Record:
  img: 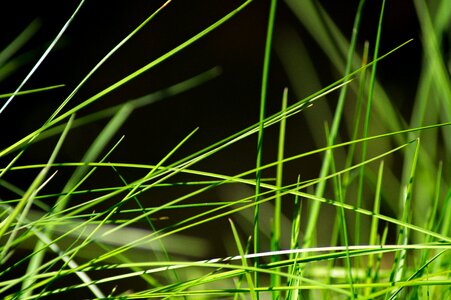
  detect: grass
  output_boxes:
[1,0,450,299]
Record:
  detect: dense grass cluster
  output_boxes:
[1,0,450,299]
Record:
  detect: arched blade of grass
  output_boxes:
[3,121,449,235]
[3,242,446,286]
[2,126,448,274]
[0,0,253,158]
[0,0,85,116]
[24,260,353,299]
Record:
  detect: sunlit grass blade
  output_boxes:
[0,84,65,99]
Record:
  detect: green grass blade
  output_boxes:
[356,0,386,247]
[365,161,384,294]
[271,87,288,295]
[254,1,277,292]
[229,219,257,300]
[0,85,65,99]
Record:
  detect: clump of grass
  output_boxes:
[1,0,450,299]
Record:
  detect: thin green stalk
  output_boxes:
[0,85,64,99]
[254,0,277,293]
[365,161,384,296]
[271,87,288,297]
[230,219,257,300]
[286,177,302,300]
[337,176,355,299]
[387,139,421,299]
[342,40,369,198]
[356,0,386,247]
